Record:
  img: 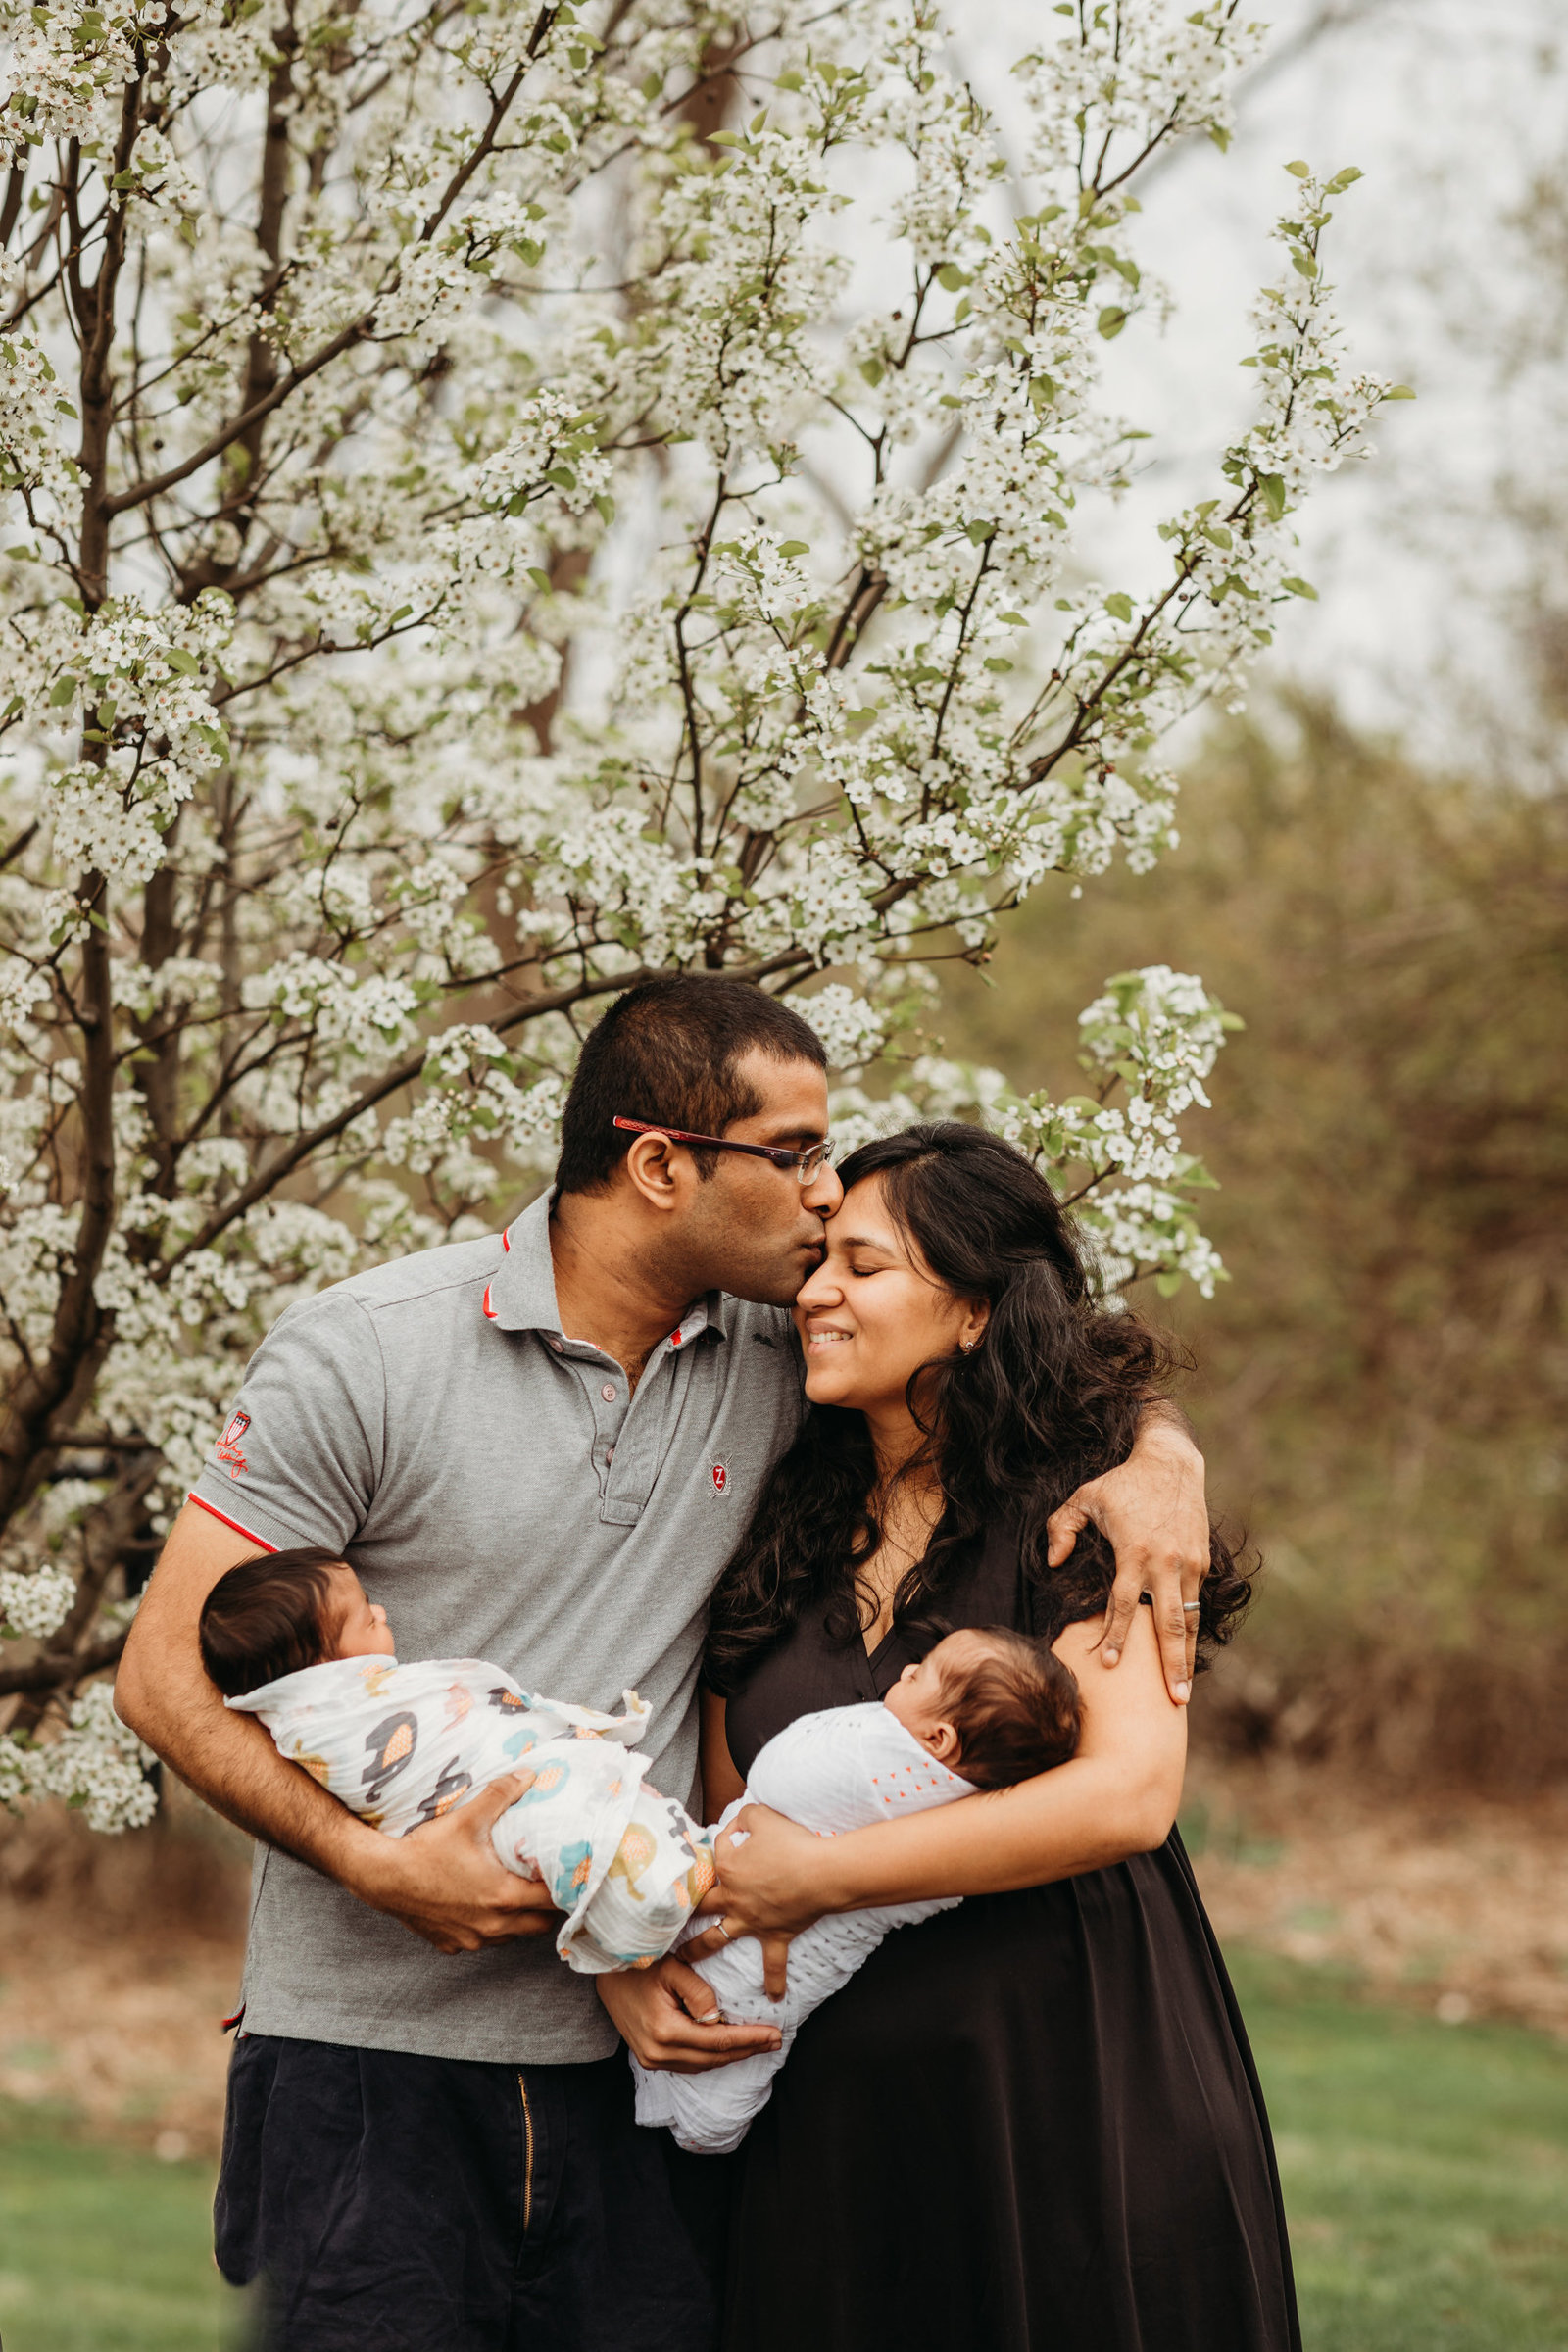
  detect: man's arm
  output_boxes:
[1046,1398,1208,1703]
[116,1500,558,1954]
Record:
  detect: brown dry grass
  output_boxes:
[2,1761,1565,2161]
[0,1785,248,2158]
[1183,1755,1568,2036]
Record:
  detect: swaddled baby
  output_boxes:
[633,1624,1081,2155]
[199,1548,714,1974]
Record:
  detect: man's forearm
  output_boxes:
[139,1690,386,1885]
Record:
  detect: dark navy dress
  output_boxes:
[717,1524,1300,2352]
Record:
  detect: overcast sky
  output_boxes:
[958,0,1567,762]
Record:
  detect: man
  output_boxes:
[117,974,1208,2351]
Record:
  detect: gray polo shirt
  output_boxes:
[190,1194,804,2064]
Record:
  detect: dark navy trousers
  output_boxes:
[216,2035,731,2351]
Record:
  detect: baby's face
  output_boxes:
[882,1631,983,1765]
[325,1565,396,1662]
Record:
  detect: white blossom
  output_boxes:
[0,0,1401,1830]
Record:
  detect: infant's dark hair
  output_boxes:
[937,1626,1081,1788]
[198,1546,348,1698]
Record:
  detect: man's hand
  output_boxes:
[682,1805,826,1999]
[349,1773,564,1953]
[598,1955,783,2073]
[1047,1411,1208,1705]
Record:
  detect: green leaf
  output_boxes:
[49,677,76,706]
[858,358,885,387]
[1097,306,1128,341]
[1385,383,1417,400]
[1325,166,1364,195]
[935,263,968,292]
[165,646,200,675]
[1259,474,1288,521]
[1103,592,1134,622]
[777,540,809,558]
[1155,1270,1184,1298]
[1285,160,1311,179]
[1281,576,1317,599]
[983,657,1013,673]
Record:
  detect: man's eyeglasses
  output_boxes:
[612,1116,832,1184]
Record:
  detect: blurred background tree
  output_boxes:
[941,699,1568,1788]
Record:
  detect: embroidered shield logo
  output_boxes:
[709,1460,730,1496]
[216,1409,250,1478]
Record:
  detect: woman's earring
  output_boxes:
[961,1336,979,1354]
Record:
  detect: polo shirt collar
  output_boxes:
[481,1193,731,1348]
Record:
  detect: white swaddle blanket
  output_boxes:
[632,1701,976,2154]
[228,1655,714,1973]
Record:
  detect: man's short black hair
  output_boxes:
[554,974,826,1198]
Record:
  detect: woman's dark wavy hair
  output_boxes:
[706,1122,1252,1693]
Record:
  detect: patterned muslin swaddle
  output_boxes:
[227,1655,714,1972]
[632,1701,975,2154]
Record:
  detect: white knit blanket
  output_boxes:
[228,1655,713,1974]
[632,1702,975,2154]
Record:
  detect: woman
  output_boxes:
[695,1123,1298,2352]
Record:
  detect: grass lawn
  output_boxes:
[0,1955,1565,2351]
[0,2110,248,2352]
[1229,1946,1568,2351]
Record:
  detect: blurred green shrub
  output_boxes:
[940,699,1568,1787]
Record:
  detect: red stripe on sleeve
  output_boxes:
[188,1493,278,1551]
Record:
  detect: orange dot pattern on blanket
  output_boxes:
[685,1850,716,1908]
[382,1721,415,1768]
[609,1822,657,1900]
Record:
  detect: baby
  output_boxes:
[633,1623,1080,2154]
[201,1551,1079,2138]
[200,1547,716,1974]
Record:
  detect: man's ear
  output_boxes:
[620,1132,687,1214]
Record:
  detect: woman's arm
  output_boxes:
[699,1688,746,1819]
[697,1605,1185,1994]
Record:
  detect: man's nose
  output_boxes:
[802,1158,844,1217]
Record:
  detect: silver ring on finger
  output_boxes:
[715,1917,733,1942]
[1182,1600,1201,1613]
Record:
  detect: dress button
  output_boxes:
[601,1383,617,1402]
[607,1446,614,1463]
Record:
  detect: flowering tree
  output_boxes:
[0,0,1399,1829]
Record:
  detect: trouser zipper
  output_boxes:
[517,2073,535,2234]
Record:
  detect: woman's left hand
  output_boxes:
[685,1804,829,1998]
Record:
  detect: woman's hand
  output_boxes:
[598,1955,783,2073]
[683,1804,830,1999]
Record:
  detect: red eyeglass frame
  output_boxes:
[612,1115,831,1181]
